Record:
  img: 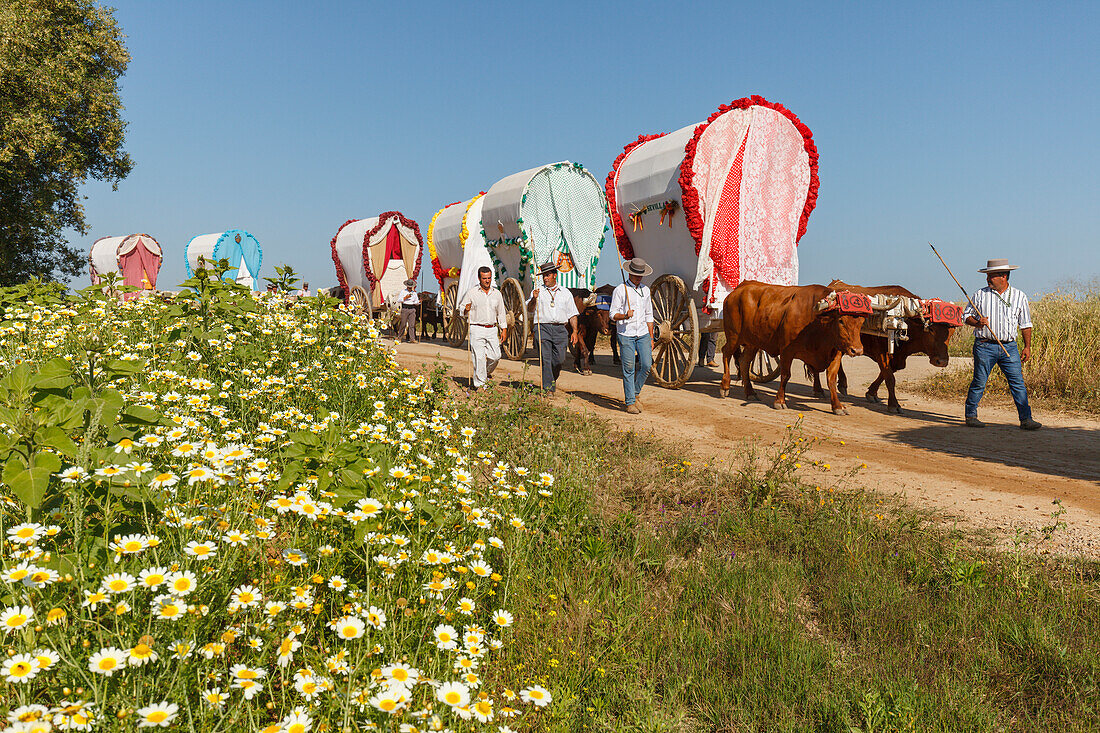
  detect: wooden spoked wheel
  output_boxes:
[499,278,528,360]
[748,351,780,383]
[347,286,368,314]
[650,274,699,389]
[442,281,467,346]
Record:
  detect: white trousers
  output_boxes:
[469,325,501,388]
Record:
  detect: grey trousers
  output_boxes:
[398,307,417,341]
[536,323,568,391]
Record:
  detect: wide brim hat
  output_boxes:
[622,258,653,277]
[404,279,417,287]
[537,261,560,276]
[978,258,1019,273]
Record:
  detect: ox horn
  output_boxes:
[582,293,597,307]
[814,292,836,313]
[871,296,901,312]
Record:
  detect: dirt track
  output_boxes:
[391,337,1100,557]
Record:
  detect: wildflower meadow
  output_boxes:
[0,271,552,731]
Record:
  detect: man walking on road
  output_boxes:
[610,258,655,414]
[963,258,1041,430]
[528,261,579,396]
[396,279,420,343]
[459,266,508,390]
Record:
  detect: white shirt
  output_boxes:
[398,289,420,306]
[458,286,507,329]
[963,285,1031,342]
[298,288,311,297]
[530,285,579,324]
[610,282,653,337]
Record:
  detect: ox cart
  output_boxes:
[459,161,609,359]
[427,195,491,347]
[330,211,424,322]
[607,96,821,388]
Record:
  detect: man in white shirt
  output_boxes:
[962,259,1040,430]
[459,266,508,390]
[528,261,579,395]
[298,282,312,298]
[396,279,420,343]
[609,258,655,414]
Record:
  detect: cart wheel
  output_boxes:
[651,274,699,389]
[443,282,467,346]
[348,286,368,314]
[499,277,528,360]
[748,351,781,383]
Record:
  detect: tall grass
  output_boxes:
[929,284,1100,414]
[456,382,1100,731]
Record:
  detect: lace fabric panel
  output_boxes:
[738,107,809,287]
[692,109,752,293]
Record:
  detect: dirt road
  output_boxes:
[391,337,1100,556]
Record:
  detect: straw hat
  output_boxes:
[622,258,653,277]
[977,258,1019,273]
[404,279,416,287]
[538,261,560,276]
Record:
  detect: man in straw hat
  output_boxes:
[396,279,420,343]
[609,258,655,414]
[528,261,579,396]
[963,258,1041,429]
[459,266,508,391]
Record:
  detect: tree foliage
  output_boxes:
[0,0,132,286]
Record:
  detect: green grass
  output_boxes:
[454,376,1100,731]
[925,284,1100,415]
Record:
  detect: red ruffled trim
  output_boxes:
[430,201,463,290]
[363,210,425,294]
[329,219,361,303]
[605,133,667,260]
[680,95,819,255]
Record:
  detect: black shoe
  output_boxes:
[965,417,986,428]
[1020,418,1042,430]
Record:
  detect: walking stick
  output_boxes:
[929,243,1011,359]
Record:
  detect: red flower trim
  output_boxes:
[680,95,820,256]
[429,201,463,290]
[363,210,425,293]
[605,133,667,260]
[329,219,362,303]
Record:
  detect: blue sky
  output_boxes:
[78,0,1099,297]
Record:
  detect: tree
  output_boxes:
[0,0,132,286]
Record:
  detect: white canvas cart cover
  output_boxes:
[456,194,494,301]
[330,211,423,308]
[185,230,263,290]
[608,96,819,317]
[427,198,471,292]
[480,161,608,290]
[89,234,163,290]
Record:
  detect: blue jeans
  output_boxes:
[617,333,653,406]
[966,340,1031,421]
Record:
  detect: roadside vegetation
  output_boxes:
[456,380,1100,732]
[1,271,1098,731]
[923,283,1100,415]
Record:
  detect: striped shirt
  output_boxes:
[963,285,1032,342]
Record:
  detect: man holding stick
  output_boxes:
[610,258,655,414]
[962,259,1041,430]
[528,261,579,396]
[396,279,420,343]
[459,266,508,391]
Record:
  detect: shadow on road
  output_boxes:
[885,423,1100,485]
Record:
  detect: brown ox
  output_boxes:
[808,280,958,414]
[719,282,869,415]
[567,289,612,375]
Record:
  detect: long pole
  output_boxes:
[929,243,1010,359]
